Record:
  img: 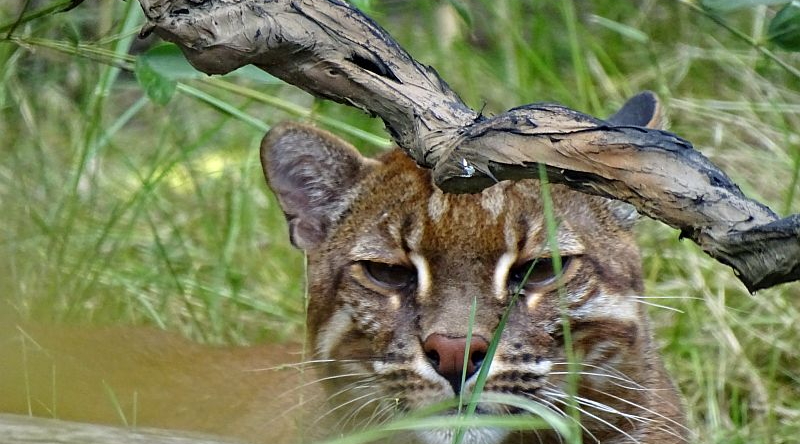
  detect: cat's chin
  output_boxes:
[414,428,509,444]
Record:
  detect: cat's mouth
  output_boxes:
[406,393,530,418]
[431,405,497,416]
[413,426,510,444]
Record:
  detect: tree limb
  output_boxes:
[135,0,800,292]
[138,0,476,163]
[0,414,243,444]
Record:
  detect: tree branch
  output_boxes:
[431,103,798,292]
[0,414,242,444]
[136,0,800,292]
[138,0,476,163]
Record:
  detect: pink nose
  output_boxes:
[422,333,489,394]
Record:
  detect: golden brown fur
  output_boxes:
[262,123,687,443]
[0,104,687,443]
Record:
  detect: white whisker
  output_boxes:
[335,391,387,431]
[543,392,642,444]
[548,371,655,392]
[314,389,382,430]
[580,385,692,441]
[632,299,684,313]
[549,362,649,391]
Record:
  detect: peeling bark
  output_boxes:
[135,0,799,292]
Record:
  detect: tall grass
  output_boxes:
[1,0,798,442]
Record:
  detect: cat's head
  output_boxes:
[260,93,684,443]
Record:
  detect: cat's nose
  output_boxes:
[422,333,489,394]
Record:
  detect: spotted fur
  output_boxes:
[262,121,688,444]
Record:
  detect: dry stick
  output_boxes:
[136,0,799,292]
[0,414,243,444]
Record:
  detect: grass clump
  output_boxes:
[1,0,798,442]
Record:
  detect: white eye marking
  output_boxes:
[406,221,425,251]
[409,252,431,302]
[388,294,401,310]
[493,252,517,300]
[526,291,544,310]
[316,306,355,359]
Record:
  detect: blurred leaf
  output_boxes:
[588,15,649,44]
[446,0,473,28]
[768,2,800,51]
[702,0,790,12]
[139,43,282,84]
[350,0,373,14]
[0,0,79,34]
[134,56,176,105]
[177,84,270,132]
[138,44,203,80]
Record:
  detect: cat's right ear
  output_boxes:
[261,123,376,251]
[606,91,665,129]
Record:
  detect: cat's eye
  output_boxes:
[508,256,573,291]
[361,261,416,290]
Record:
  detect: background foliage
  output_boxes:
[1,0,799,442]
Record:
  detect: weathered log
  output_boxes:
[0,414,243,444]
[135,0,799,292]
[137,0,475,164]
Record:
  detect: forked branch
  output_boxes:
[136,0,799,292]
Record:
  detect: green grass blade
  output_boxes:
[177,83,270,133]
[537,163,581,443]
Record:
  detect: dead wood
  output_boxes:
[135,0,799,292]
[0,414,243,444]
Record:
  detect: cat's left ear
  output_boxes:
[606,90,665,129]
[260,122,376,250]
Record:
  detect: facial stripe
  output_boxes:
[427,188,449,223]
[409,252,431,302]
[493,252,517,300]
[405,217,425,252]
[553,222,583,255]
[503,214,519,252]
[316,306,355,359]
[480,184,506,220]
[569,291,638,323]
[481,357,553,380]
[348,241,407,262]
[519,215,545,260]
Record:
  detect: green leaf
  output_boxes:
[138,44,202,81]
[768,2,800,51]
[134,56,176,105]
[177,84,270,132]
[446,0,473,28]
[702,0,789,12]
[139,43,282,84]
[350,0,373,14]
[700,0,786,12]
[588,15,649,44]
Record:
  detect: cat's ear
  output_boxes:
[606,91,665,129]
[261,123,376,250]
[602,91,667,227]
